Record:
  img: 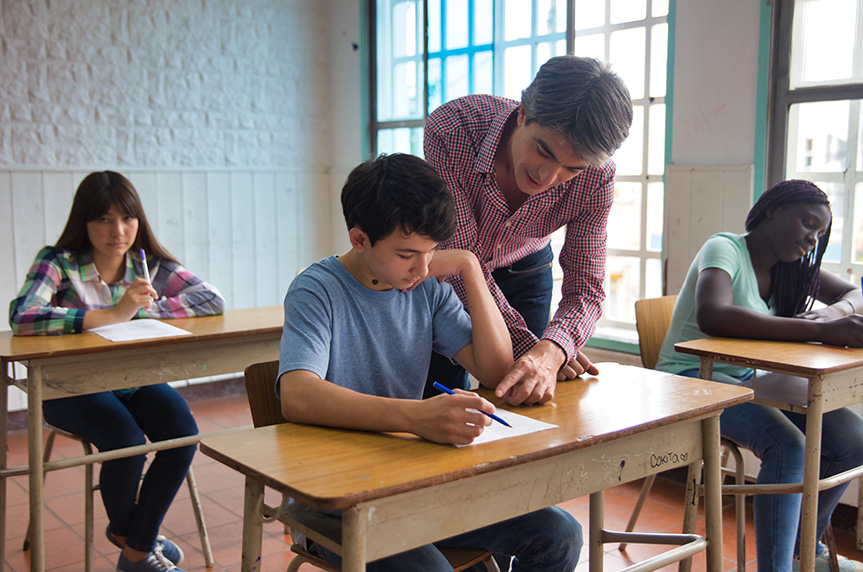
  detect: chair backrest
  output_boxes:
[244,360,288,428]
[634,295,678,370]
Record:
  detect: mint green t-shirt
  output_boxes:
[655,232,774,378]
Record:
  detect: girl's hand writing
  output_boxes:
[817,314,863,348]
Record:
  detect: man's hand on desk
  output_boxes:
[557,351,600,380]
[493,340,561,406]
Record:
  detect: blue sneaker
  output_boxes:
[117,549,185,572]
[107,526,184,565]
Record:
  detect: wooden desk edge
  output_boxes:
[200,385,752,511]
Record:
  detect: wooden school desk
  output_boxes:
[675,337,863,572]
[0,305,283,572]
[200,364,752,572]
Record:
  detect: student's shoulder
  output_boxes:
[31,246,77,270]
[289,257,344,293]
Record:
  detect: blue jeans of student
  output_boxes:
[42,383,198,553]
[679,368,863,572]
[424,244,554,397]
[307,506,581,572]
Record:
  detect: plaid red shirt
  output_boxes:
[424,94,614,361]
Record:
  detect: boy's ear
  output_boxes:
[348,227,369,252]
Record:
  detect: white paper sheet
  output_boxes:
[456,408,558,447]
[88,319,192,342]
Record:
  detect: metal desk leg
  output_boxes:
[28,365,45,572]
[342,505,369,572]
[702,414,723,572]
[241,476,264,572]
[799,375,824,572]
[589,491,605,572]
[0,360,9,569]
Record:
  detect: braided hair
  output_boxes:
[744,179,831,317]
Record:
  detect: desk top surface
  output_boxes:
[0,305,283,361]
[675,337,863,376]
[201,364,751,510]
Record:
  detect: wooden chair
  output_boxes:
[244,360,499,572]
[621,295,747,572]
[24,427,214,572]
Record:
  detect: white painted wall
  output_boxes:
[1,0,366,410]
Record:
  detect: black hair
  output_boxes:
[521,55,633,165]
[341,153,457,245]
[745,179,831,317]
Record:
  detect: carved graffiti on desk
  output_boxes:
[650,450,689,468]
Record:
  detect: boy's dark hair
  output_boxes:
[745,179,832,317]
[521,55,633,166]
[341,153,457,246]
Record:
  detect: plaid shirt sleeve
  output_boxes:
[141,259,225,319]
[546,163,614,359]
[9,247,86,335]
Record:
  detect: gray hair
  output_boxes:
[521,56,633,165]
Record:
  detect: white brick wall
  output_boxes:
[0,0,333,169]
[0,0,365,411]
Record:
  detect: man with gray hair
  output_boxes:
[423,55,633,407]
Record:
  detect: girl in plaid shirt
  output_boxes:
[9,171,224,572]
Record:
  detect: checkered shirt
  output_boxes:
[424,94,614,361]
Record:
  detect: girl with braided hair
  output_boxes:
[656,179,863,572]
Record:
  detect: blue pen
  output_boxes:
[139,248,151,283]
[433,381,512,428]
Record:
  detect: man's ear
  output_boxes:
[348,227,369,252]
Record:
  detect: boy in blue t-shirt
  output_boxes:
[278,153,582,571]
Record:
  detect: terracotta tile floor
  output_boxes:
[4,391,863,571]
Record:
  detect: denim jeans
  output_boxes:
[424,244,555,397]
[679,368,863,572]
[42,383,198,553]
[308,506,582,572]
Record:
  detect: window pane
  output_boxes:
[646,181,663,252]
[790,0,859,88]
[428,57,442,113]
[504,45,532,100]
[574,33,605,61]
[855,182,863,264]
[473,51,494,94]
[604,256,640,322]
[575,0,605,30]
[377,128,424,156]
[787,100,850,174]
[613,104,644,176]
[429,0,441,52]
[608,182,642,250]
[474,0,494,44]
[446,0,469,49]
[809,181,846,263]
[859,103,863,171]
[647,103,665,175]
[649,23,667,98]
[393,61,421,118]
[652,0,669,17]
[645,257,662,298]
[610,0,646,24]
[504,0,532,40]
[609,26,646,99]
[392,0,419,57]
[444,54,470,102]
[538,0,567,35]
